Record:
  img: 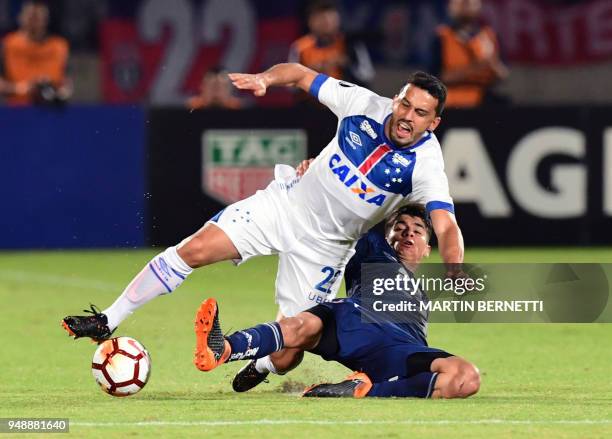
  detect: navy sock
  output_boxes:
[367,372,438,398]
[226,322,284,362]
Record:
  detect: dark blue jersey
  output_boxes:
[345,230,396,296]
[342,230,429,344]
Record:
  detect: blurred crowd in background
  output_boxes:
[0,0,610,108]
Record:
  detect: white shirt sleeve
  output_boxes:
[309,74,376,120]
[410,155,455,214]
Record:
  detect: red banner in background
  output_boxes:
[100,2,298,105]
[99,0,612,104]
[484,0,612,65]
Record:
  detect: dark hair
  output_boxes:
[401,71,447,116]
[307,0,338,17]
[384,204,433,242]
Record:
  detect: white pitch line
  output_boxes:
[71,419,612,427]
[0,269,121,292]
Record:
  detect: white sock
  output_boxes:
[255,355,283,375]
[103,246,193,330]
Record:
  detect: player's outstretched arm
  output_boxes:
[229,63,318,97]
[430,209,465,273]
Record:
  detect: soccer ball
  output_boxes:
[91,337,151,397]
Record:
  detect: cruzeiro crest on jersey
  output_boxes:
[329,115,421,207]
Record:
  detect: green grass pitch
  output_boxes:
[1,248,611,438]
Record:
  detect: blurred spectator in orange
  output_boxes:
[0,1,72,106]
[289,0,374,86]
[186,66,243,110]
[430,0,508,108]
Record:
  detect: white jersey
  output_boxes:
[210,74,454,315]
[287,74,454,242]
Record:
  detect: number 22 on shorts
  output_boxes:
[315,266,341,294]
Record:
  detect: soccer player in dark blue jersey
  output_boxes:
[193,204,480,398]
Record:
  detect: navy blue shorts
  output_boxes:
[305,299,452,382]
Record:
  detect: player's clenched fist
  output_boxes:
[228,73,268,97]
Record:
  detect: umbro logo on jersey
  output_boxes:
[329,153,386,206]
[347,131,362,148]
[392,153,411,167]
[359,120,378,140]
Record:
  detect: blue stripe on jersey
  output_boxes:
[309,73,329,99]
[209,208,225,223]
[426,201,454,214]
[338,115,416,196]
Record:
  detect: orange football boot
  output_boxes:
[193,298,231,371]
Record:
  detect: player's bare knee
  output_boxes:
[279,313,322,349]
[177,235,209,268]
[440,364,480,399]
[460,365,481,397]
[460,378,480,398]
[297,312,324,349]
[278,317,306,347]
[279,315,315,348]
[438,375,462,398]
[177,224,239,267]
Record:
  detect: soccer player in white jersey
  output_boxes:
[62,63,464,386]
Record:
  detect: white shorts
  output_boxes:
[209,169,356,317]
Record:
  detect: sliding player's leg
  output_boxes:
[302,345,449,398]
[194,298,324,372]
[367,373,440,398]
[363,355,481,399]
[62,185,286,341]
[304,354,480,399]
[265,308,324,371]
[236,244,351,390]
[249,309,303,386]
[364,351,458,398]
[429,356,481,399]
[303,372,373,398]
[298,301,479,399]
[240,310,297,391]
[254,311,308,379]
